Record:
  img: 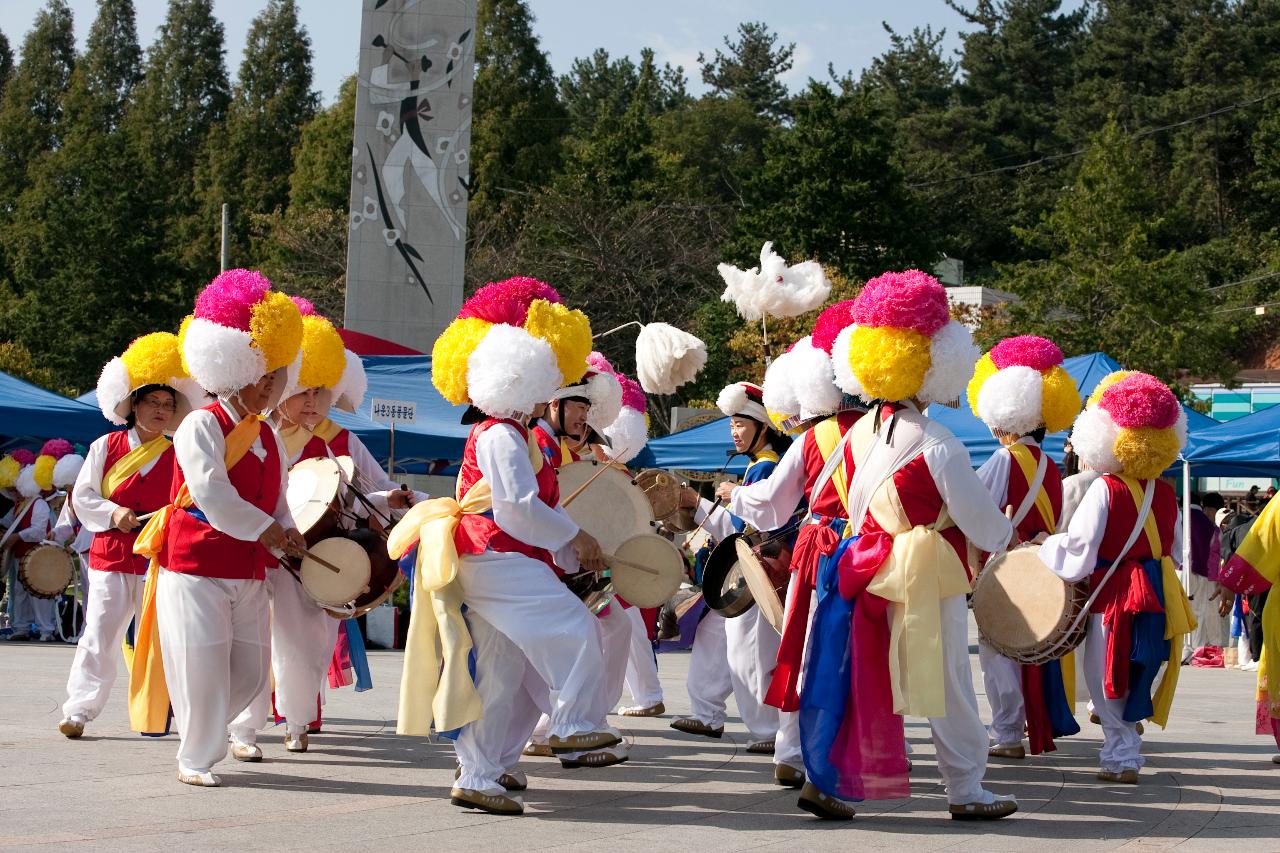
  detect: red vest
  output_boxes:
[7,500,42,560]
[532,421,580,469]
[296,427,350,463]
[1004,444,1064,540]
[159,403,283,580]
[1089,475,1177,610]
[454,418,561,571]
[87,431,175,574]
[799,410,864,519]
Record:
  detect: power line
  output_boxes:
[1207,270,1280,293]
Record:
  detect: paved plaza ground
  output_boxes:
[2,624,1278,852]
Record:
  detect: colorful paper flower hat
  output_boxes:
[1071,371,1187,480]
[603,366,649,465]
[555,351,624,433]
[17,439,81,498]
[432,276,592,419]
[967,335,1082,437]
[831,270,979,405]
[179,269,304,408]
[97,332,200,427]
[762,342,803,434]
[279,297,351,411]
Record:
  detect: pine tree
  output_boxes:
[196,0,317,265]
[0,30,14,99]
[0,0,76,216]
[288,74,357,212]
[74,0,141,131]
[698,21,795,120]
[469,0,566,230]
[559,48,689,134]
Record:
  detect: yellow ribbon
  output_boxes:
[101,435,171,499]
[1227,495,1280,712]
[278,423,316,460]
[127,414,262,734]
[865,519,972,717]
[1008,442,1056,534]
[812,416,849,508]
[388,429,544,736]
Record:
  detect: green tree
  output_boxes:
[0,0,76,215]
[468,0,566,230]
[558,48,689,134]
[997,119,1240,383]
[699,21,795,120]
[0,30,14,99]
[288,74,356,212]
[735,82,935,282]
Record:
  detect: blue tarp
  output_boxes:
[1,370,113,446]
[641,352,1219,474]
[1183,404,1280,477]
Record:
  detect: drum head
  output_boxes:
[557,461,653,554]
[701,533,754,618]
[972,545,1071,658]
[19,545,73,598]
[634,469,681,521]
[735,537,785,634]
[610,533,684,608]
[288,457,344,537]
[300,537,371,608]
[336,455,356,484]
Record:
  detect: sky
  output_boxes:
[0,0,1029,106]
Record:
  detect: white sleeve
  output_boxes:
[174,411,276,542]
[1172,508,1184,567]
[974,447,1010,508]
[71,435,118,534]
[19,499,51,542]
[695,497,740,542]
[727,439,807,531]
[928,440,1012,554]
[346,432,429,517]
[1039,477,1109,582]
[476,423,578,551]
[51,500,76,544]
[270,429,296,530]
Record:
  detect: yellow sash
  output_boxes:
[127,414,263,733]
[279,423,315,460]
[1228,492,1280,713]
[1112,476,1194,728]
[101,436,171,498]
[557,436,576,466]
[812,416,849,508]
[1008,442,1056,534]
[388,429,544,736]
[313,418,343,443]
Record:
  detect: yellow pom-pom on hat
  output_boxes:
[847,326,933,403]
[33,455,55,491]
[0,456,20,490]
[524,299,592,387]
[432,317,493,406]
[97,331,198,426]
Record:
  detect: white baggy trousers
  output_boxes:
[622,605,663,708]
[686,607,779,741]
[62,569,145,721]
[1081,613,1144,773]
[157,568,270,775]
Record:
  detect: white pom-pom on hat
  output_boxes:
[53,454,84,489]
[762,349,800,422]
[830,323,864,400]
[789,337,843,418]
[604,407,648,464]
[467,324,562,419]
[977,365,1044,436]
[717,382,767,422]
[16,465,40,499]
[182,317,266,399]
[333,350,368,413]
[585,371,623,432]
[1071,406,1123,474]
[920,321,980,405]
[96,357,134,426]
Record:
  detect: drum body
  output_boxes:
[971,545,1088,665]
[287,457,344,546]
[564,570,615,615]
[18,545,74,599]
[610,533,684,608]
[556,460,653,554]
[297,529,403,619]
[634,469,681,521]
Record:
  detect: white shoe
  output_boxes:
[230,741,263,762]
[284,731,309,753]
[177,769,221,787]
[1241,661,1259,671]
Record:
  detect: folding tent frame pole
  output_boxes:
[1181,459,1192,593]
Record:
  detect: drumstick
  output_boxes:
[561,461,628,508]
[604,555,661,576]
[281,546,343,575]
[679,497,723,552]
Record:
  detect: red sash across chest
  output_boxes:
[1004,444,1064,540]
[455,418,561,571]
[159,404,283,580]
[87,431,176,574]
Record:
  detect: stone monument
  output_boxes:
[344,0,477,352]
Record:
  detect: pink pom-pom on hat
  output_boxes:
[618,373,646,411]
[587,351,614,374]
[194,268,272,330]
[290,296,318,317]
[1098,373,1180,429]
[811,300,857,354]
[990,335,1064,372]
[852,269,949,337]
[458,276,562,327]
[11,449,36,466]
[40,438,73,460]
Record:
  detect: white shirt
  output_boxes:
[474,422,578,558]
[1059,469,1102,530]
[1039,475,1183,583]
[51,499,93,553]
[11,496,51,543]
[71,429,167,534]
[975,437,1042,510]
[173,400,295,542]
[727,438,809,533]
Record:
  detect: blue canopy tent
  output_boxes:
[78,355,472,473]
[642,352,1215,473]
[1,370,113,446]
[1183,404,1280,478]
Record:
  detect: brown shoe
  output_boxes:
[498,771,528,791]
[1089,712,1100,725]
[285,731,309,753]
[747,739,776,755]
[559,748,629,769]
[522,741,554,758]
[58,717,85,739]
[988,744,1025,759]
[774,763,805,788]
[1088,712,1144,736]
[949,797,1018,820]
[546,730,622,754]
[230,741,263,762]
[670,718,724,739]
[797,781,855,820]
[620,701,665,717]
[450,786,523,815]
[1096,768,1139,784]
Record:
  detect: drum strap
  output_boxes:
[803,429,853,529]
[1009,446,1049,530]
[0,497,36,553]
